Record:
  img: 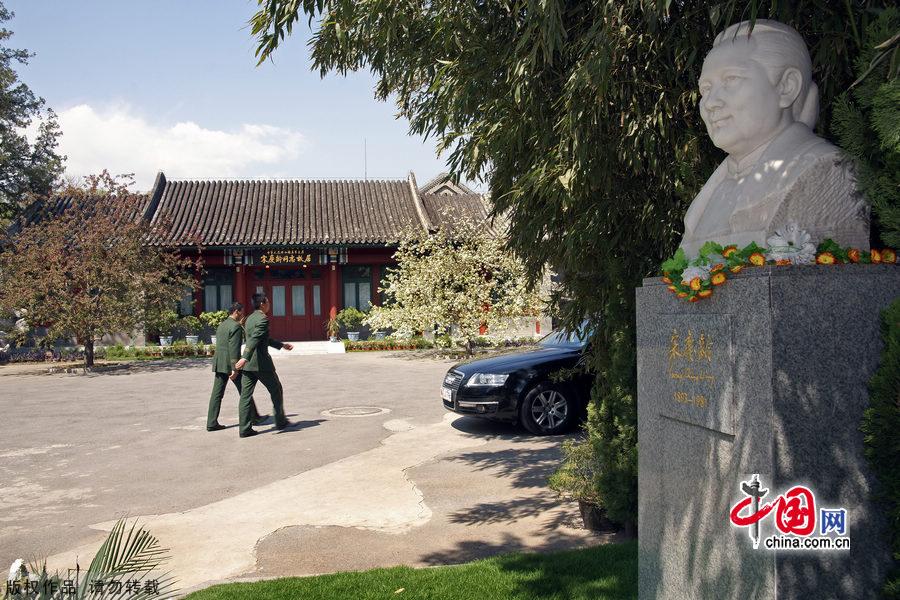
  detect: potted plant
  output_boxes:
[325,317,340,342]
[180,315,202,345]
[199,310,228,344]
[548,439,619,533]
[336,307,366,341]
[151,310,179,347]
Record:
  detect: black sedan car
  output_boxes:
[441,327,593,435]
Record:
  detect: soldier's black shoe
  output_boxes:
[275,420,293,430]
[252,414,270,426]
[207,423,227,432]
[239,429,259,438]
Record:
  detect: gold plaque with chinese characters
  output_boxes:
[653,314,735,435]
[257,249,315,266]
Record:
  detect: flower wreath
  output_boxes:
[660,224,896,303]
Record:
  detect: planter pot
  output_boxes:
[159,336,173,347]
[347,332,360,341]
[186,335,200,345]
[372,331,386,340]
[578,500,618,533]
[210,335,217,345]
[329,336,339,343]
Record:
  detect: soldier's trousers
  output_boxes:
[239,370,287,435]
[207,372,260,429]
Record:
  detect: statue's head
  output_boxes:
[699,20,818,160]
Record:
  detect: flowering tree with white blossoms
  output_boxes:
[366,221,543,354]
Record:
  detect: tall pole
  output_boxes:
[364,137,367,180]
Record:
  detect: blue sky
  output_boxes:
[7,1,460,191]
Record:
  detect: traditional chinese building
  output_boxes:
[143,171,489,341]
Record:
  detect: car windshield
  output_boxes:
[538,323,591,348]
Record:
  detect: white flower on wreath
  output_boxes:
[681,265,711,285]
[766,223,817,265]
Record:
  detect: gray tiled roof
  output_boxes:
[6,172,493,248]
[5,193,151,240]
[418,172,476,195]
[148,177,426,246]
[421,193,491,232]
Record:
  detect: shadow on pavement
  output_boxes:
[450,415,523,438]
[447,440,570,488]
[98,358,210,375]
[447,495,577,530]
[272,419,326,434]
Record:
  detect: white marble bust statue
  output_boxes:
[679,20,869,256]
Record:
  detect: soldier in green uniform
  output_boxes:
[233,293,294,437]
[206,302,268,431]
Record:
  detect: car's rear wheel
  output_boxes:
[519,383,576,435]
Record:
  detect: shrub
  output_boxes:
[862,298,900,597]
[180,315,202,334]
[105,344,129,359]
[548,438,601,506]
[336,307,367,330]
[199,310,229,329]
[343,336,434,352]
[148,309,179,336]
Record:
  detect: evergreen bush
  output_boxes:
[832,8,900,247]
[862,299,900,598]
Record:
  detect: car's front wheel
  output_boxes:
[519,383,576,435]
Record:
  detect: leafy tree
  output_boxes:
[251,0,893,527]
[0,2,65,222]
[832,8,900,248]
[0,171,197,367]
[365,221,541,354]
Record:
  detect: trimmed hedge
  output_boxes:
[343,337,434,352]
[105,343,212,359]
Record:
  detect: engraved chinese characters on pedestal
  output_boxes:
[658,314,734,435]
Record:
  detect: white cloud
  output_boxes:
[52,104,309,191]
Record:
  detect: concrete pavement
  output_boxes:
[0,352,609,593]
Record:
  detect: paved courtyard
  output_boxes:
[0,352,608,592]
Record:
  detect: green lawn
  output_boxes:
[185,542,637,600]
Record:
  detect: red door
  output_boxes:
[252,268,328,341]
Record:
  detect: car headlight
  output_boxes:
[465,373,509,387]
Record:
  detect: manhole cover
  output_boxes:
[321,406,391,418]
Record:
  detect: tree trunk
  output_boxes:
[84,338,95,368]
[465,338,474,357]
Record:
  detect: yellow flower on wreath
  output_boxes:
[816,252,836,265]
[883,248,896,264]
[749,252,766,266]
[711,272,726,286]
[847,248,860,263]
[729,265,743,274]
[871,249,882,263]
[722,245,738,258]
[698,289,713,298]
[689,277,702,291]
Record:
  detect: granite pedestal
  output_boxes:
[636,265,898,599]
